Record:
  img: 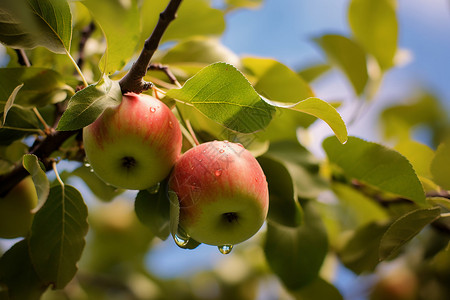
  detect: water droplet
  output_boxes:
[214,169,222,177]
[224,140,229,143]
[168,121,173,128]
[89,168,94,173]
[219,149,225,153]
[84,162,91,168]
[148,182,160,194]
[255,177,259,182]
[174,233,190,248]
[150,107,156,113]
[218,244,233,254]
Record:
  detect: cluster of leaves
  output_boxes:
[0,0,449,299]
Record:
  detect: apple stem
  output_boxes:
[119,0,184,94]
[185,119,200,146]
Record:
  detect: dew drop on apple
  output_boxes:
[173,233,190,248]
[218,244,233,255]
[168,121,174,128]
[219,149,225,154]
[149,107,156,113]
[214,169,222,177]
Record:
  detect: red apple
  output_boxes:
[83,93,182,190]
[168,141,269,246]
[0,177,38,239]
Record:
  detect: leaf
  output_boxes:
[29,185,88,289]
[82,0,140,74]
[265,141,328,199]
[0,68,71,108]
[0,0,72,54]
[161,37,241,68]
[339,222,390,274]
[264,201,328,290]
[135,187,171,240]
[290,277,343,300]
[379,207,442,261]
[257,156,303,227]
[323,136,426,205]
[2,83,23,126]
[140,0,225,45]
[71,165,123,202]
[0,240,48,300]
[22,154,50,213]
[297,63,331,83]
[167,62,275,133]
[430,140,450,190]
[265,97,348,144]
[348,0,398,70]
[57,76,122,131]
[314,34,368,96]
[395,140,435,180]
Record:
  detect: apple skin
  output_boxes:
[0,177,38,239]
[83,93,182,190]
[168,141,269,246]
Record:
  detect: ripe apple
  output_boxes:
[83,93,182,190]
[168,141,269,246]
[0,176,38,239]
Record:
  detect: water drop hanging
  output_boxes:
[150,107,156,113]
[218,244,233,255]
[173,233,190,248]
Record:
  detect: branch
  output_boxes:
[76,22,96,71]
[119,0,183,94]
[148,63,182,88]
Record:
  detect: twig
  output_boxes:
[15,49,31,67]
[148,63,182,88]
[119,0,183,94]
[76,22,96,71]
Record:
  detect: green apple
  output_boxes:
[0,177,38,239]
[83,93,182,190]
[168,141,269,246]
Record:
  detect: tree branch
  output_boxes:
[76,22,96,71]
[119,0,183,94]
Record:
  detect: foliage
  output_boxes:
[0,0,449,299]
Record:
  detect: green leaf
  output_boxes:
[0,68,72,108]
[135,187,171,240]
[71,165,123,202]
[314,34,368,96]
[339,222,390,274]
[250,58,314,102]
[290,277,343,300]
[0,106,40,145]
[323,136,426,204]
[140,0,225,45]
[266,97,348,144]
[430,140,450,190]
[57,76,122,131]
[264,201,328,290]
[381,92,446,143]
[0,0,72,54]
[297,63,331,83]
[161,37,241,68]
[348,0,398,70]
[226,0,263,9]
[29,185,88,289]
[332,183,389,227]
[22,154,50,213]
[379,207,442,261]
[167,62,275,133]
[265,141,328,199]
[258,156,303,227]
[395,140,435,180]
[82,0,140,74]
[2,83,23,126]
[0,240,48,300]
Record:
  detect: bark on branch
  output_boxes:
[119,0,183,94]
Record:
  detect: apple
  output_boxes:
[370,267,418,300]
[83,93,182,190]
[0,176,38,239]
[168,141,269,246]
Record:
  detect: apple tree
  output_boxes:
[0,0,449,299]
